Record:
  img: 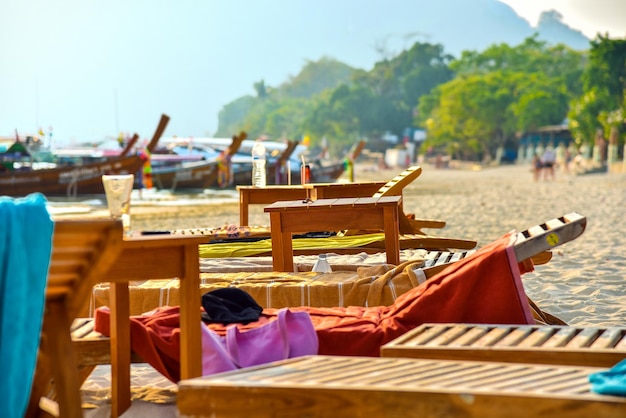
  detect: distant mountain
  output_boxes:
[228,1,591,81]
[534,10,590,50]
[352,0,590,60]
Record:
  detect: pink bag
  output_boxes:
[201,322,238,376]
[201,308,319,375]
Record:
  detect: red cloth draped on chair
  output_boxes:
[95,232,535,382]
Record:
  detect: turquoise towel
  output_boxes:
[0,193,54,417]
[589,359,626,397]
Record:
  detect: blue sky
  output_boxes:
[1,0,623,145]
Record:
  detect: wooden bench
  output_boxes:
[264,196,402,271]
[381,323,626,368]
[177,355,626,418]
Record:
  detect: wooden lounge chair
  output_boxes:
[339,165,447,235]
[381,323,626,368]
[177,165,459,246]
[27,219,124,418]
[177,355,626,418]
[176,215,613,418]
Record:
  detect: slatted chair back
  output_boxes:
[343,165,449,236]
[28,219,123,418]
[47,219,124,318]
[372,165,422,198]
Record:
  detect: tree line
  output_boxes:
[215,35,625,161]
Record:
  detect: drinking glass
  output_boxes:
[102,174,134,235]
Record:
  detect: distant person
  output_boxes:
[564,148,572,174]
[532,153,543,181]
[138,144,153,198]
[541,147,556,181]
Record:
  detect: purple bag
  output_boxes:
[201,322,238,376]
[201,308,319,375]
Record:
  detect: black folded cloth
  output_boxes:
[201,288,263,325]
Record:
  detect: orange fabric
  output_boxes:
[94,232,534,382]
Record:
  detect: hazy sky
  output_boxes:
[1,0,623,145]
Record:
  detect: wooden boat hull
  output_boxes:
[0,155,144,197]
[289,161,346,184]
[0,114,171,198]
[152,160,219,191]
[151,132,247,191]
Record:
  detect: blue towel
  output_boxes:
[590,359,626,397]
[0,193,54,417]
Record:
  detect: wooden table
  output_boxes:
[264,196,402,272]
[105,233,209,416]
[237,182,387,226]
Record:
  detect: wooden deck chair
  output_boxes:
[193,209,580,261]
[27,219,123,418]
[339,165,447,235]
[183,165,450,241]
[303,165,476,251]
[272,165,448,233]
[177,355,626,418]
[381,323,626,368]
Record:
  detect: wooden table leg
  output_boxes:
[239,190,249,226]
[269,212,293,272]
[383,206,401,265]
[110,281,131,417]
[178,244,202,379]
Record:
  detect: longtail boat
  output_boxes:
[288,139,366,184]
[151,131,247,191]
[0,114,169,197]
[228,139,300,187]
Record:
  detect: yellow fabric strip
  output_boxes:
[198,233,386,258]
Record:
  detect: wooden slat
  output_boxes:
[471,326,512,347]
[589,328,625,349]
[565,327,603,348]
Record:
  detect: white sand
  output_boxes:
[68,162,626,416]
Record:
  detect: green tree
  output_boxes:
[215,95,257,137]
[279,57,354,98]
[303,41,455,150]
[216,57,355,141]
[253,80,269,99]
[421,70,570,159]
[420,36,585,159]
[569,36,626,146]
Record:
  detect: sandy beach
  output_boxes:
[49,161,626,416]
